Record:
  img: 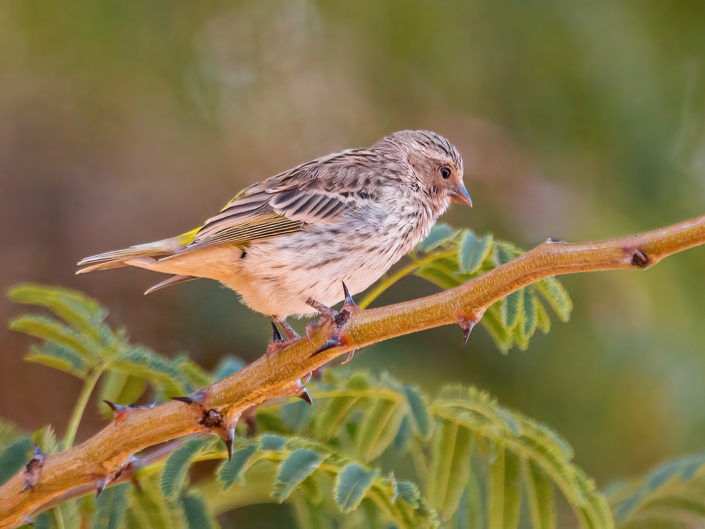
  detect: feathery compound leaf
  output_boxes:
[503,451,522,529]
[488,442,506,529]
[395,480,422,508]
[261,434,287,451]
[522,287,538,340]
[609,453,705,527]
[112,346,184,395]
[428,419,473,521]
[8,284,106,338]
[334,463,379,513]
[9,315,96,363]
[0,420,21,448]
[161,438,208,500]
[523,459,556,529]
[272,449,325,502]
[212,356,245,381]
[281,400,314,433]
[51,499,81,529]
[393,415,413,453]
[129,474,177,529]
[459,231,494,274]
[0,437,32,486]
[418,224,456,251]
[24,343,89,379]
[317,372,371,439]
[501,290,523,329]
[534,277,572,323]
[217,443,258,489]
[355,397,406,462]
[181,494,219,529]
[402,385,431,439]
[92,483,128,529]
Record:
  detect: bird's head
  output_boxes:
[375,130,471,210]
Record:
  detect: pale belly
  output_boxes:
[225,226,412,317]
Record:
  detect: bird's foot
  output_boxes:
[305,282,358,360]
[266,319,300,356]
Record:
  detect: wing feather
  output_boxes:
[173,148,376,254]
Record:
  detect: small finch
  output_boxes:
[77,130,471,335]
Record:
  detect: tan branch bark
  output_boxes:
[2,214,705,527]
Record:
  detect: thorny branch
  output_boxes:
[2,214,705,527]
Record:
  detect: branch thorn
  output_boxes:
[21,447,46,493]
[298,389,313,406]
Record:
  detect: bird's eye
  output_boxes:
[440,166,451,179]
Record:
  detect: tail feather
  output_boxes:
[144,274,198,295]
[76,237,186,274]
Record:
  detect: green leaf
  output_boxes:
[218,443,258,489]
[33,512,52,529]
[415,264,461,290]
[112,346,183,395]
[181,494,218,529]
[317,372,370,438]
[24,343,89,379]
[503,451,522,529]
[281,400,313,432]
[459,232,493,274]
[522,288,538,340]
[393,415,412,452]
[523,459,556,529]
[402,385,431,439]
[0,419,21,449]
[128,477,173,529]
[92,483,128,529]
[334,463,379,513]
[261,434,287,451]
[428,419,474,521]
[161,438,207,500]
[10,315,95,362]
[272,448,325,502]
[31,425,58,454]
[396,480,421,508]
[535,301,552,334]
[488,443,506,529]
[356,397,405,462]
[212,356,245,381]
[53,498,81,529]
[418,224,455,251]
[501,290,523,329]
[481,305,513,354]
[0,437,31,486]
[8,284,105,339]
[535,277,572,323]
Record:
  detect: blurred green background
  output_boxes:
[1,0,705,506]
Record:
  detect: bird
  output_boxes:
[77,130,471,339]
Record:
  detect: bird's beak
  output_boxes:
[448,183,472,207]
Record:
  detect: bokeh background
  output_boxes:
[2,0,705,514]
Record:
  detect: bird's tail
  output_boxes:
[76,229,198,274]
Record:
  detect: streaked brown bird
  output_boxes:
[77,130,471,338]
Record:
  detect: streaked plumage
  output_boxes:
[77,130,471,319]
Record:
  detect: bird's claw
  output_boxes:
[306,282,358,359]
[266,319,301,356]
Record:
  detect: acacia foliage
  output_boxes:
[1,228,701,528]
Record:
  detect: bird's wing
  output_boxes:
[177,153,368,253]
